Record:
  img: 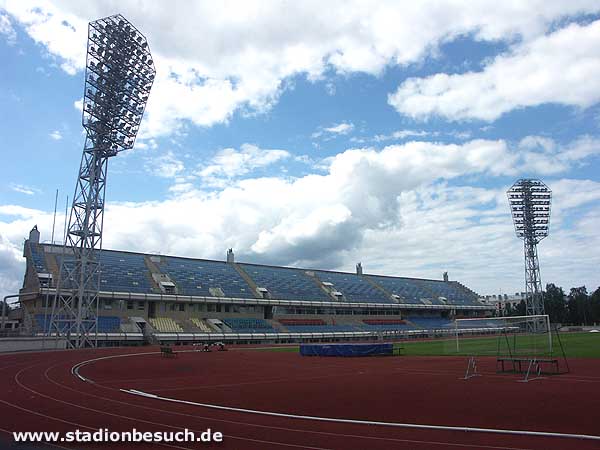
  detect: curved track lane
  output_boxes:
[1,346,599,450]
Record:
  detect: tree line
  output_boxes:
[502,284,600,325]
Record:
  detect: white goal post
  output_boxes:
[453,315,552,357]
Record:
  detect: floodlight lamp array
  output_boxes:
[507,179,551,243]
[82,14,156,157]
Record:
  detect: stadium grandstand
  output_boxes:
[14,226,493,346]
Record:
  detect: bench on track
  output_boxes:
[497,357,559,374]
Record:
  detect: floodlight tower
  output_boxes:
[507,179,551,320]
[49,14,155,348]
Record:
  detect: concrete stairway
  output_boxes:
[362,276,400,303]
[232,263,263,298]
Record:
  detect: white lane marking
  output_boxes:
[122,388,600,443]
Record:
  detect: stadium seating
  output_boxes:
[280,324,359,332]
[56,250,154,294]
[97,251,154,293]
[222,318,277,333]
[363,319,406,325]
[190,317,213,332]
[455,318,500,328]
[161,257,255,298]
[278,319,414,332]
[278,318,326,326]
[97,316,121,332]
[416,279,483,306]
[29,243,48,274]
[277,318,360,332]
[239,264,330,301]
[367,276,482,307]
[314,270,393,303]
[34,314,54,333]
[359,319,413,331]
[149,317,183,333]
[367,276,432,304]
[32,243,484,308]
[34,314,120,333]
[408,316,453,330]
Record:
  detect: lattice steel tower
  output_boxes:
[507,179,552,318]
[49,14,155,347]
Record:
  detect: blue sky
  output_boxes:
[1,1,600,301]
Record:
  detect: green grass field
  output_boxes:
[256,332,600,358]
[399,332,600,358]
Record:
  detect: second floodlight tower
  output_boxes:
[50,14,156,348]
[507,179,552,319]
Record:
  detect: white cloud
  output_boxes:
[2,135,600,299]
[92,139,523,265]
[551,178,600,213]
[135,139,158,151]
[519,135,556,152]
[145,151,185,178]
[389,20,600,121]
[374,130,430,142]
[517,135,600,175]
[0,204,67,301]
[312,122,354,139]
[354,129,473,144]
[357,181,600,294]
[198,144,290,187]
[0,205,45,218]
[49,130,63,140]
[9,184,39,196]
[0,12,16,44]
[324,122,354,135]
[0,1,87,75]
[4,1,600,137]
[0,233,24,301]
[73,98,83,113]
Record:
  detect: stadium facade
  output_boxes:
[15,227,493,346]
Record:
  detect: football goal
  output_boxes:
[452,315,568,379]
[454,315,551,356]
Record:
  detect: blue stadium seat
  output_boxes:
[367,276,431,304]
[29,243,48,274]
[97,316,121,332]
[314,271,393,303]
[35,315,121,333]
[416,279,483,307]
[359,319,414,331]
[281,324,360,332]
[408,316,453,329]
[368,276,483,307]
[57,250,154,294]
[240,264,330,301]
[222,318,277,333]
[97,251,154,293]
[34,244,483,309]
[161,257,256,298]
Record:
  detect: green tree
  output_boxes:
[590,287,600,325]
[567,286,590,325]
[544,283,567,323]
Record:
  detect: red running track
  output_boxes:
[1,345,599,450]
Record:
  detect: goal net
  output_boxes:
[450,315,552,359]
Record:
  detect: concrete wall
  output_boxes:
[0,337,67,353]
